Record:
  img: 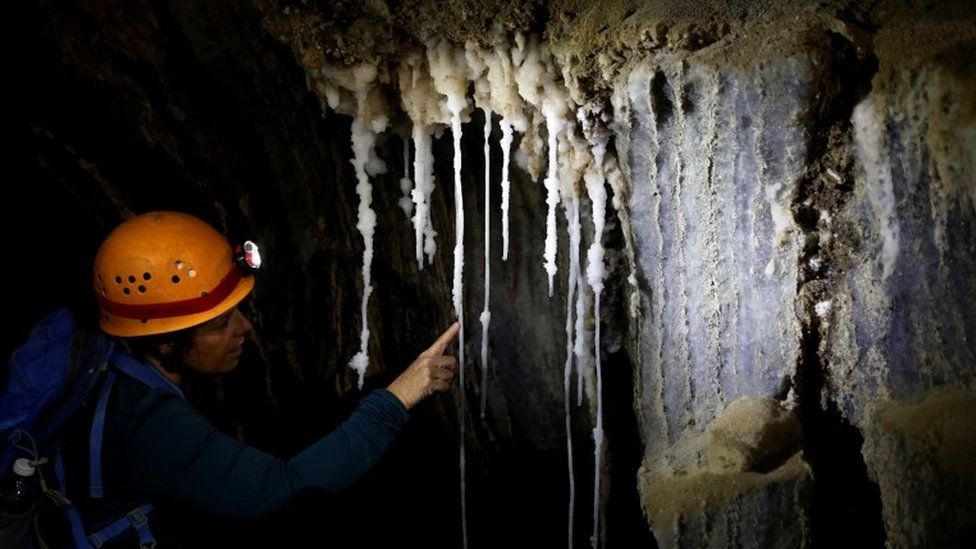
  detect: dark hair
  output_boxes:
[120,328,197,375]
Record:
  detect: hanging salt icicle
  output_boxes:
[450,92,470,549]
[499,121,514,261]
[584,146,608,549]
[398,54,442,269]
[398,138,413,218]
[464,43,493,420]
[428,39,470,549]
[574,268,587,407]
[314,64,390,390]
[413,125,437,266]
[483,43,522,264]
[510,34,569,295]
[563,194,581,549]
[479,108,492,419]
[542,111,565,296]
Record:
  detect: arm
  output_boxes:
[122,388,408,518]
[121,322,459,518]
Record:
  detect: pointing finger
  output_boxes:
[424,321,460,356]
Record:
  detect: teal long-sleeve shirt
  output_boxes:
[119,377,410,518]
[59,365,410,545]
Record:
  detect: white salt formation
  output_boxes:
[427,37,473,549]
[584,146,608,549]
[483,33,529,262]
[398,53,443,269]
[499,121,514,261]
[465,43,494,420]
[511,34,571,295]
[563,194,581,549]
[853,97,900,280]
[308,33,614,549]
[398,138,413,218]
[479,110,492,419]
[313,63,389,390]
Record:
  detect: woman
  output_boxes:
[52,211,458,547]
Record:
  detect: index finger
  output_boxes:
[423,321,460,356]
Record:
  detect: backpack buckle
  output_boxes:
[127,506,149,527]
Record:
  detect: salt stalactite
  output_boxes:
[542,112,566,296]
[574,274,588,407]
[413,126,438,266]
[306,32,624,546]
[512,34,570,295]
[567,130,597,408]
[479,109,492,419]
[428,39,471,549]
[466,43,494,420]
[499,122,514,261]
[398,53,443,269]
[563,195,581,549]
[483,40,525,263]
[398,138,413,218]
[318,63,389,390]
[557,128,593,549]
[585,145,608,549]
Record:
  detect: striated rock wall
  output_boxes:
[825,17,976,547]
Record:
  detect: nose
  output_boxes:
[231,308,254,337]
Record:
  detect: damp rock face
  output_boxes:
[640,397,808,547]
[620,44,815,545]
[824,17,976,547]
[621,48,809,475]
[706,398,802,475]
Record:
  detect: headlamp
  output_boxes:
[234,240,262,275]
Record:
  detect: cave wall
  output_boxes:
[826,20,976,547]
[6,0,975,548]
[622,50,812,547]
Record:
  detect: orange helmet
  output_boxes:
[93,211,258,337]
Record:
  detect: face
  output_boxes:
[181,307,254,374]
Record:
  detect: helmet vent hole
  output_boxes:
[103,314,109,321]
[123,287,131,295]
[188,269,197,278]
[175,261,184,270]
[143,272,152,281]
[128,275,136,283]
[140,319,148,324]
[172,275,181,284]
[115,276,122,284]
[138,285,147,293]
[201,291,208,297]
[97,274,102,282]
[101,287,108,296]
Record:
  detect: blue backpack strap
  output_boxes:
[72,349,177,548]
[53,443,94,548]
[109,350,185,400]
[87,504,155,548]
[89,371,117,499]
[31,337,115,454]
[90,345,184,500]
[126,504,156,547]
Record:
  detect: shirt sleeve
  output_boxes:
[118,388,410,518]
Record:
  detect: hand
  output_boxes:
[386,322,460,410]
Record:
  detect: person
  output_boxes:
[45,211,459,547]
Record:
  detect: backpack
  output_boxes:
[1,308,184,548]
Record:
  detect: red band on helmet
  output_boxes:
[98,267,243,320]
